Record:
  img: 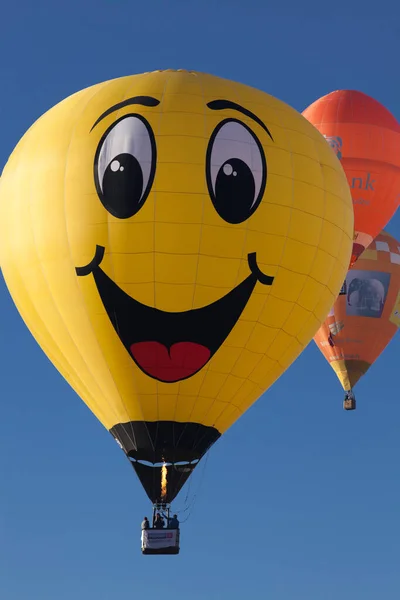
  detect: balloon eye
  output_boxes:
[206,119,267,224]
[94,114,156,219]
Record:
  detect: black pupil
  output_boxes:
[102,153,143,218]
[215,158,255,224]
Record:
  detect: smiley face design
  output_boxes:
[0,70,353,503]
[76,96,276,384]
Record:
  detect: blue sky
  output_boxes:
[1,1,400,598]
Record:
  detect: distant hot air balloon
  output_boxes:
[303,90,400,267]
[314,230,400,410]
[0,70,353,554]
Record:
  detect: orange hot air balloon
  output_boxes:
[314,230,400,410]
[303,90,400,267]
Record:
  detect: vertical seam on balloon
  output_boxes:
[170,79,227,451]
[190,83,264,435]
[151,73,169,460]
[2,244,99,420]
[233,84,253,292]
[102,77,154,451]
[307,109,350,324]
[98,74,179,458]
[64,84,134,427]
[77,83,143,438]
[215,84,262,385]
[248,105,297,357]
[241,107,329,392]
[188,71,207,315]
[173,73,215,456]
[27,85,118,429]
[152,78,160,440]
[172,71,208,432]
[206,86,275,416]
[102,83,133,431]
[174,76,239,451]
[174,75,238,453]
[303,135,340,335]
[189,94,293,430]
[230,104,297,393]
[176,79,249,448]
[0,153,100,414]
[170,83,198,450]
[61,81,142,451]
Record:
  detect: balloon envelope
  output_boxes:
[0,70,353,503]
[314,230,400,393]
[303,90,400,267]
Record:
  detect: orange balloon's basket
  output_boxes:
[343,395,356,411]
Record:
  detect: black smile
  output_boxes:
[76,246,274,383]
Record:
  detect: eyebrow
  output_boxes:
[91,96,160,131]
[207,99,273,141]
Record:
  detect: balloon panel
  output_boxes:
[314,230,400,391]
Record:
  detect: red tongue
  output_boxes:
[130,341,211,383]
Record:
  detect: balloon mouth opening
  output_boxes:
[130,458,200,468]
[111,420,221,503]
[129,456,200,504]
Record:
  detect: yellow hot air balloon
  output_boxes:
[0,70,353,524]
